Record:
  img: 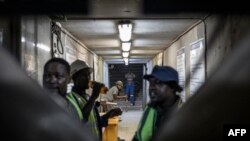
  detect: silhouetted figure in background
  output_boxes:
[102,80,127,111]
[125,79,135,106]
[125,72,136,106]
[132,65,182,141]
[125,72,136,82]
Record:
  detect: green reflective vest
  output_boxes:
[70,91,100,139]
[134,105,157,141]
[66,93,83,121]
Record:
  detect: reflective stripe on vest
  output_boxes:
[66,93,83,121]
[70,91,100,139]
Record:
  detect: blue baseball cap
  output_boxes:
[143,65,179,83]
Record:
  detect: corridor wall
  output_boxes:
[162,14,250,102]
[19,16,102,85]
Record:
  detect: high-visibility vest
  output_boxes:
[66,93,83,121]
[70,91,100,139]
[134,105,157,141]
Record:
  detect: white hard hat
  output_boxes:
[70,60,93,76]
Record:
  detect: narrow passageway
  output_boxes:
[118,110,143,141]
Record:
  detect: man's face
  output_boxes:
[148,77,173,105]
[43,62,70,97]
[74,69,91,90]
[117,85,123,90]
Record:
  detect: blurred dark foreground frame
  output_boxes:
[0,48,96,141]
[155,29,250,141]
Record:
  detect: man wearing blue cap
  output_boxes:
[132,65,183,141]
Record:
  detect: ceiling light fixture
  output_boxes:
[122,42,131,51]
[123,57,129,65]
[122,52,129,58]
[123,57,128,62]
[118,21,132,42]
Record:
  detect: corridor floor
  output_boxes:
[118,110,143,141]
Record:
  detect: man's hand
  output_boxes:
[105,108,123,118]
[117,95,127,101]
[100,100,107,105]
[91,81,104,100]
[123,95,128,101]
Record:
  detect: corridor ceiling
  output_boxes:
[59,0,207,64]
